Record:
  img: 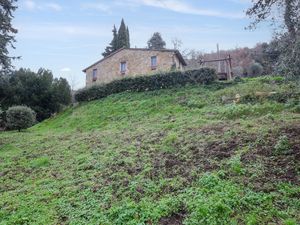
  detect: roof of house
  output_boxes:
[82,47,187,72]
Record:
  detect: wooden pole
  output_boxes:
[217,44,221,73]
[227,55,232,80]
[228,54,233,80]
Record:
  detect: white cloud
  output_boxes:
[23,0,63,12]
[16,23,111,40]
[45,3,63,11]
[24,0,37,10]
[228,0,251,4]
[61,67,71,72]
[81,3,111,12]
[125,0,244,19]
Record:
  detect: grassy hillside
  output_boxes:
[0,77,299,225]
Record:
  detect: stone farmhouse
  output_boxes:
[83,48,187,87]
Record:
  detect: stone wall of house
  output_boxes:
[85,49,184,87]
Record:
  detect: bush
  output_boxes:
[232,66,244,77]
[75,68,217,102]
[1,68,71,122]
[248,62,263,77]
[6,106,36,132]
[0,108,4,129]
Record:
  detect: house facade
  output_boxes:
[83,48,187,87]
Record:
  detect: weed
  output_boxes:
[228,155,245,175]
[31,156,50,168]
[274,135,291,155]
[162,132,178,152]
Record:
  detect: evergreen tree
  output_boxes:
[0,0,18,75]
[111,25,118,51]
[147,32,166,50]
[117,18,130,49]
[126,26,130,48]
[102,25,118,57]
[1,68,71,121]
[102,19,130,57]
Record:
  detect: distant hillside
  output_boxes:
[0,77,299,224]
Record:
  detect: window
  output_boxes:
[120,62,127,74]
[151,56,157,69]
[92,69,97,81]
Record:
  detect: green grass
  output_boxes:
[0,77,300,224]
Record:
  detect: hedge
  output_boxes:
[75,68,217,102]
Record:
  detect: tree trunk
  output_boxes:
[284,0,296,39]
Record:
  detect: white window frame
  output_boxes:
[92,69,97,81]
[120,61,127,74]
[151,56,157,69]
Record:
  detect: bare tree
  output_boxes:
[171,38,183,50]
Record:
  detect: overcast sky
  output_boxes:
[12,0,273,89]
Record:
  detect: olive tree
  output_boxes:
[6,106,36,131]
[246,0,300,78]
[248,62,264,77]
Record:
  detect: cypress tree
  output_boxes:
[126,26,130,48]
[102,19,130,57]
[111,25,118,51]
[117,19,130,49]
[102,25,118,57]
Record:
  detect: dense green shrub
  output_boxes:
[75,68,217,102]
[0,108,4,128]
[1,68,71,121]
[248,62,263,77]
[6,106,36,132]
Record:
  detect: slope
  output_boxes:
[0,77,299,225]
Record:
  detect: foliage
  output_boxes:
[0,0,18,75]
[0,68,71,121]
[147,32,166,50]
[75,68,217,102]
[276,34,300,78]
[218,102,284,119]
[102,19,130,57]
[248,62,263,77]
[117,18,130,49]
[0,108,4,127]
[246,0,300,78]
[6,105,36,131]
[246,0,299,39]
[274,135,291,155]
[102,25,118,57]
[183,43,277,76]
[252,42,280,75]
[232,66,244,77]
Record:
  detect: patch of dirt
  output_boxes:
[91,123,258,194]
[149,124,252,182]
[158,210,186,225]
[193,123,231,136]
[241,124,300,190]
